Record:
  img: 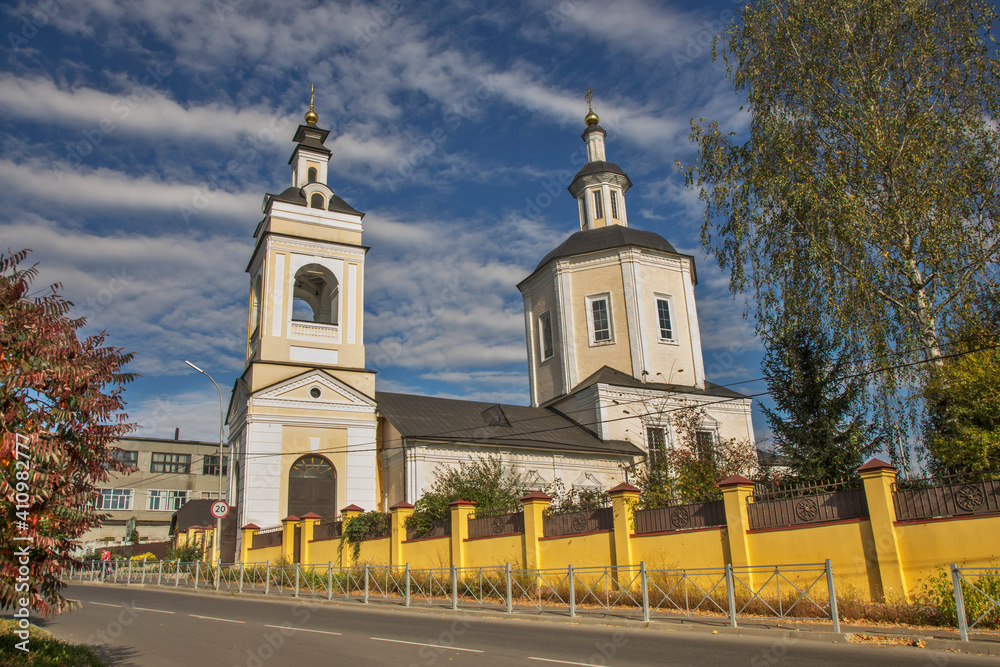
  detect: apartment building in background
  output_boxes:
[77,435,228,553]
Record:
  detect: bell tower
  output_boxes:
[518,96,706,409]
[229,92,379,533]
[570,89,632,231]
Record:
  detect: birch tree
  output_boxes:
[680,0,1000,431]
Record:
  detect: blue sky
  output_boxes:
[1,0,768,443]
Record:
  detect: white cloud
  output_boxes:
[0,74,294,144]
[0,158,258,220]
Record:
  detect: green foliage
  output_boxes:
[405,456,525,537]
[634,407,763,507]
[762,323,883,481]
[0,619,103,666]
[542,479,610,516]
[0,250,137,618]
[338,511,390,561]
[920,567,1000,629]
[679,0,1000,441]
[166,542,202,563]
[924,292,1000,472]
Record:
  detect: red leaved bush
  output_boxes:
[0,249,136,616]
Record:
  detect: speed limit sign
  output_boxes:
[210,500,230,519]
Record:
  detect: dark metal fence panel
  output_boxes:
[543,507,613,538]
[312,519,343,541]
[747,487,869,530]
[251,526,283,549]
[406,518,451,541]
[634,500,726,534]
[468,512,525,539]
[893,478,1000,521]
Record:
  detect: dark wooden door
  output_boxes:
[287,455,337,518]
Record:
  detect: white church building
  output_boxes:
[226,98,756,533]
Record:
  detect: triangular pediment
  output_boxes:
[252,370,376,411]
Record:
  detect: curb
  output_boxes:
[66,580,1000,656]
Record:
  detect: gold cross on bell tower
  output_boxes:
[305,85,319,124]
[584,88,599,126]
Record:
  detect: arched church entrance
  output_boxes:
[288,455,337,518]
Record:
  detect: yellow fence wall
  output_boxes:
[236,464,1000,603]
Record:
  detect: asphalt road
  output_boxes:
[24,583,995,666]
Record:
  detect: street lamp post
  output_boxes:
[185,360,226,562]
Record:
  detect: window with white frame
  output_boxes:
[586,294,613,344]
[610,190,619,219]
[655,295,675,341]
[96,488,133,511]
[646,427,667,463]
[538,311,554,361]
[695,429,716,462]
[592,190,604,219]
[198,491,223,500]
[147,490,188,512]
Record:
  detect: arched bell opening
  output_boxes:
[292,263,339,325]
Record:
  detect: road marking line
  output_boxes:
[265,625,342,636]
[369,637,484,653]
[88,602,120,608]
[527,658,608,667]
[190,615,245,624]
[133,607,174,614]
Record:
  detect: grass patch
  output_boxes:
[0,618,103,666]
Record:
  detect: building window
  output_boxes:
[150,453,191,474]
[592,190,604,219]
[587,295,613,344]
[203,455,227,476]
[96,488,133,511]
[198,491,223,500]
[538,311,554,360]
[147,490,188,512]
[646,427,666,463]
[656,296,674,341]
[307,167,318,183]
[310,193,324,209]
[113,450,138,468]
[695,430,716,462]
[610,191,619,219]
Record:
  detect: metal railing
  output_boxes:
[894,473,1000,522]
[634,499,726,533]
[66,558,840,628]
[542,507,613,537]
[748,479,868,530]
[951,564,1000,641]
[468,512,524,539]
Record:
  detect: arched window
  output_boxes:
[307,167,318,183]
[292,263,339,325]
[250,275,263,333]
[310,193,324,209]
[288,455,336,518]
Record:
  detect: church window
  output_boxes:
[587,295,613,344]
[308,167,318,183]
[538,311,554,360]
[592,190,604,219]
[310,193,325,209]
[646,427,666,462]
[610,191,619,219]
[695,430,716,462]
[309,387,322,399]
[656,296,674,341]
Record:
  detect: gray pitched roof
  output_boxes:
[376,391,641,456]
[522,226,692,286]
[563,365,749,401]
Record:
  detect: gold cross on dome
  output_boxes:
[585,87,594,110]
